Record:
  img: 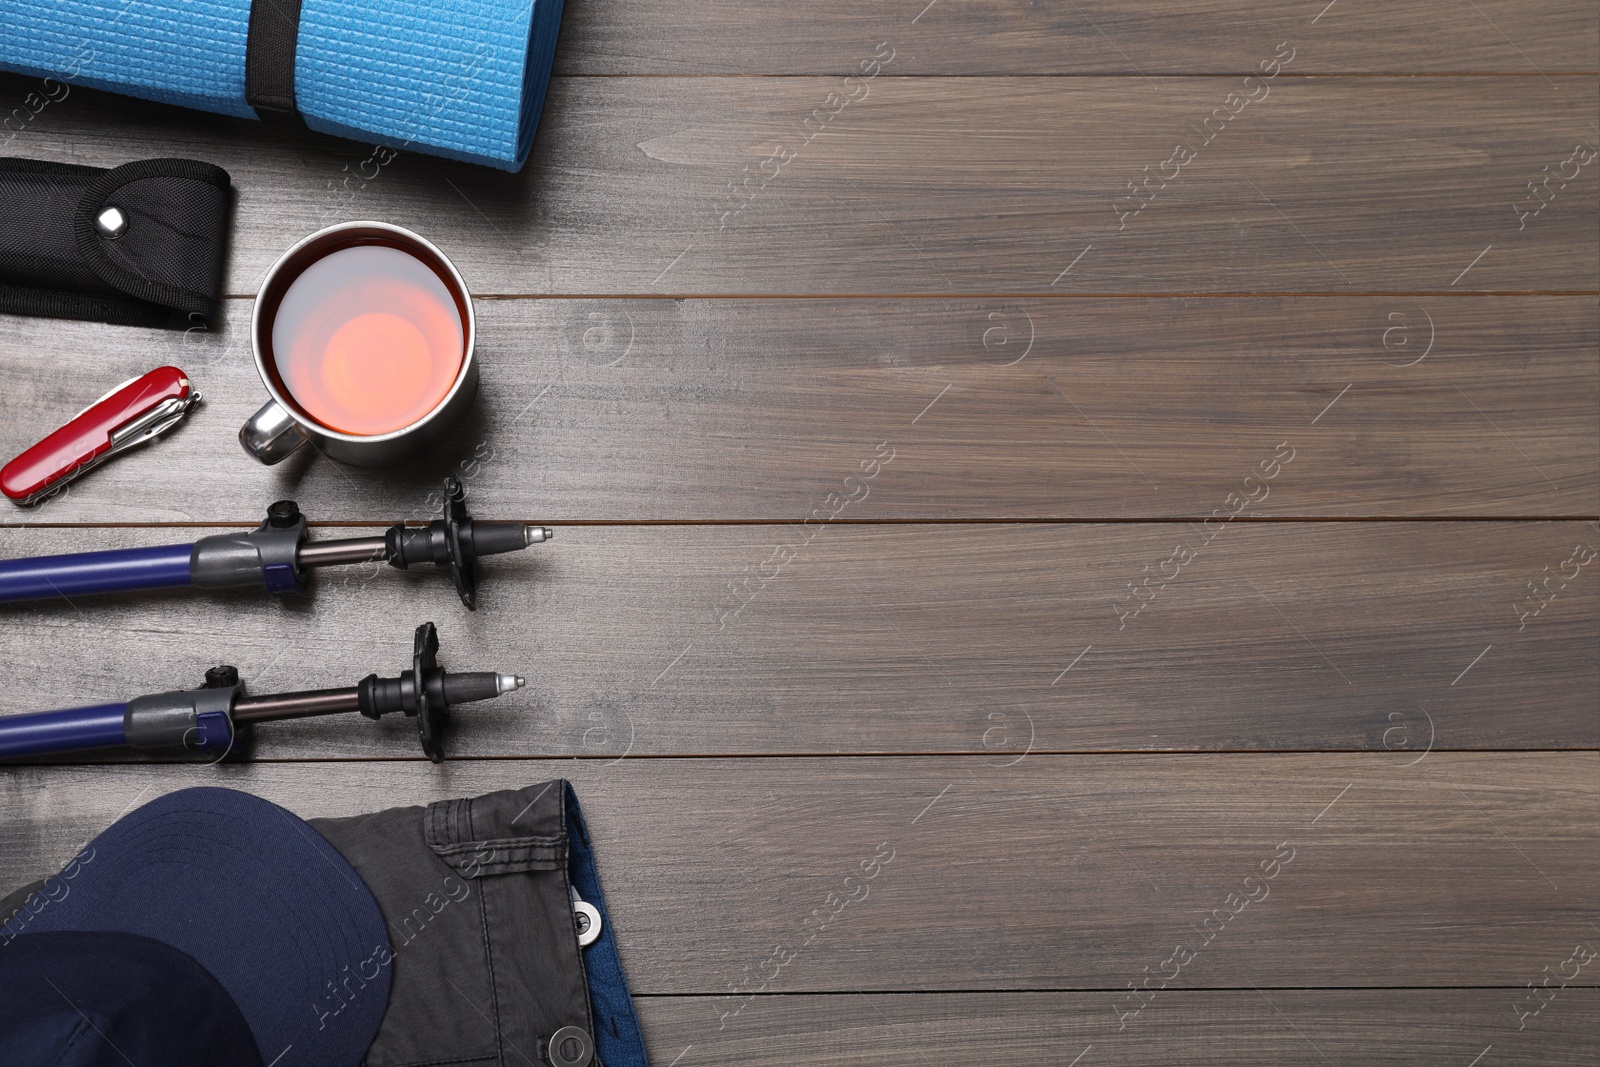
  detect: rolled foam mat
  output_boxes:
[0,0,564,171]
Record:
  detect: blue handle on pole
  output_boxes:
[0,543,194,604]
[0,703,128,759]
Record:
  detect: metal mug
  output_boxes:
[240,221,478,467]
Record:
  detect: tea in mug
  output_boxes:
[271,244,465,436]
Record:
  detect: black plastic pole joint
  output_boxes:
[122,676,240,755]
[189,498,309,595]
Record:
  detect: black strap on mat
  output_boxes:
[0,157,233,330]
[245,0,307,127]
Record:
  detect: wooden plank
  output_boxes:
[635,990,1600,1066]
[2,521,1594,757]
[8,77,1595,294]
[555,0,1600,75]
[2,298,1594,522]
[1,754,1593,991]
[0,3,1590,84]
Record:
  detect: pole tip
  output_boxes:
[523,525,553,546]
[496,674,526,695]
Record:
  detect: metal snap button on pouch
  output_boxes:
[94,205,129,238]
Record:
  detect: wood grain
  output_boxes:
[2,298,1593,522]
[7,77,1594,295]
[1,3,1595,1060]
[554,0,1600,75]
[634,990,1600,1066]
[2,521,1593,758]
[2,755,1593,991]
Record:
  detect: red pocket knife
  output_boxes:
[2,366,201,505]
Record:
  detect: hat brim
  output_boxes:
[1,787,391,1067]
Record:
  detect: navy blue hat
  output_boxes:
[0,930,263,1065]
[0,787,391,1067]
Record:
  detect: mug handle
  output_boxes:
[239,400,309,464]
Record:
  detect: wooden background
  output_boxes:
[2,1,1597,1063]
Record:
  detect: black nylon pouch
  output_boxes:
[0,156,232,329]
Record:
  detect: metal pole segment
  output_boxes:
[230,687,361,723]
[296,536,388,567]
[0,703,129,758]
[0,543,194,604]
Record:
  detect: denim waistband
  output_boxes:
[564,782,649,1067]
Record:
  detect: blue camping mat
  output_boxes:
[0,0,564,171]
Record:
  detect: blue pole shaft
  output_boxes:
[0,543,194,604]
[0,703,128,759]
